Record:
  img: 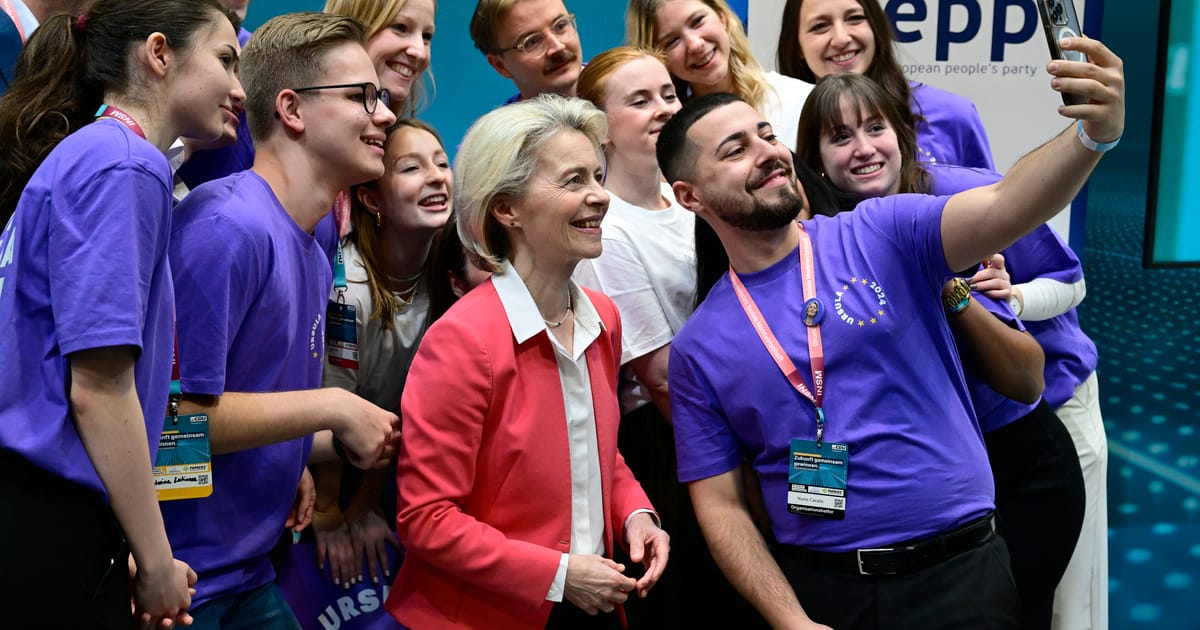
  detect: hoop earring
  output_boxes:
[375,212,382,227]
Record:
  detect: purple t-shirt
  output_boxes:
[913,83,995,170]
[0,119,174,498]
[669,194,994,552]
[164,170,329,606]
[927,163,1096,409]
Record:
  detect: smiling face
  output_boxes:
[299,43,398,188]
[169,13,246,146]
[797,0,876,79]
[653,0,732,95]
[680,101,804,230]
[485,0,582,99]
[818,94,901,200]
[501,128,609,269]
[365,0,435,106]
[363,124,452,236]
[600,55,680,167]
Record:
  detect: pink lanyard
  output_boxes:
[0,0,26,44]
[96,104,146,139]
[729,223,827,444]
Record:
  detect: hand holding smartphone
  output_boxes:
[1035,0,1088,106]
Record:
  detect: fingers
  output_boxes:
[316,537,328,570]
[636,537,669,596]
[1050,37,1125,139]
[1062,35,1122,70]
[627,535,644,564]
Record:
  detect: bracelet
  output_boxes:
[942,277,972,315]
[1076,120,1120,152]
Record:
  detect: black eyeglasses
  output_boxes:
[292,82,391,115]
[498,14,577,56]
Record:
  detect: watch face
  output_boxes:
[1008,294,1022,314]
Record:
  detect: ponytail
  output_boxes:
[0,0,232,223]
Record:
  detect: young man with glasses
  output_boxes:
[163,13,400,627]
[470,0,583,104]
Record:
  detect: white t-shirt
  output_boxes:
[574,183,696,412]
[322,238,430,411]
[763,71,815,153]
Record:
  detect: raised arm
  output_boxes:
[941,37,1124,272]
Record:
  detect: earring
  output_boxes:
[375,212,382,227]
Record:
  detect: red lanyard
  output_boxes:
[0,0,27,44]
[96,104,146,139]
[729,223,827,444]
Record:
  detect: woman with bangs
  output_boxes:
[574,45,765,629]
[797,72,1090,630]
[777,0,994,170]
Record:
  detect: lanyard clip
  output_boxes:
[815,406,826,447]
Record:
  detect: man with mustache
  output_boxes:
[655,36,1125,630]
[470,0,583,105]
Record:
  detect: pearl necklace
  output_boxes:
[543,291,573,328]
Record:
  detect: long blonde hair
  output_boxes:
[322,0,436,117]
[626,0,771,111]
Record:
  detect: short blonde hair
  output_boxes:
[242,12,366,142]
[323,0,437,116]
[626,0,771,111]
[455,94,607,272]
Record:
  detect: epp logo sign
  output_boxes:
[885,0,1041,62]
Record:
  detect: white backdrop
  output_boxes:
[747,0,1090,240]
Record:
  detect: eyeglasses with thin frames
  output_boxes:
[498,14,577,56]
[292,82,391,115]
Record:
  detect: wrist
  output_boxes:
[321,387,352,434]
[131,548,175,578]
[1077,120,1120,152]
[1008,292,1024,317]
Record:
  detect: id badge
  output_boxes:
[788,438,848,520]
[154,413,213,501]
[326,301,359,369]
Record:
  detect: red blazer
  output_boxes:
[386,280,653,630]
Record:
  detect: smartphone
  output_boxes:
[1035,0,1088,106]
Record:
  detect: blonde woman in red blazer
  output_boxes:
[387,95,670,630]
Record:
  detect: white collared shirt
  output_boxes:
[492,263,606,601]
